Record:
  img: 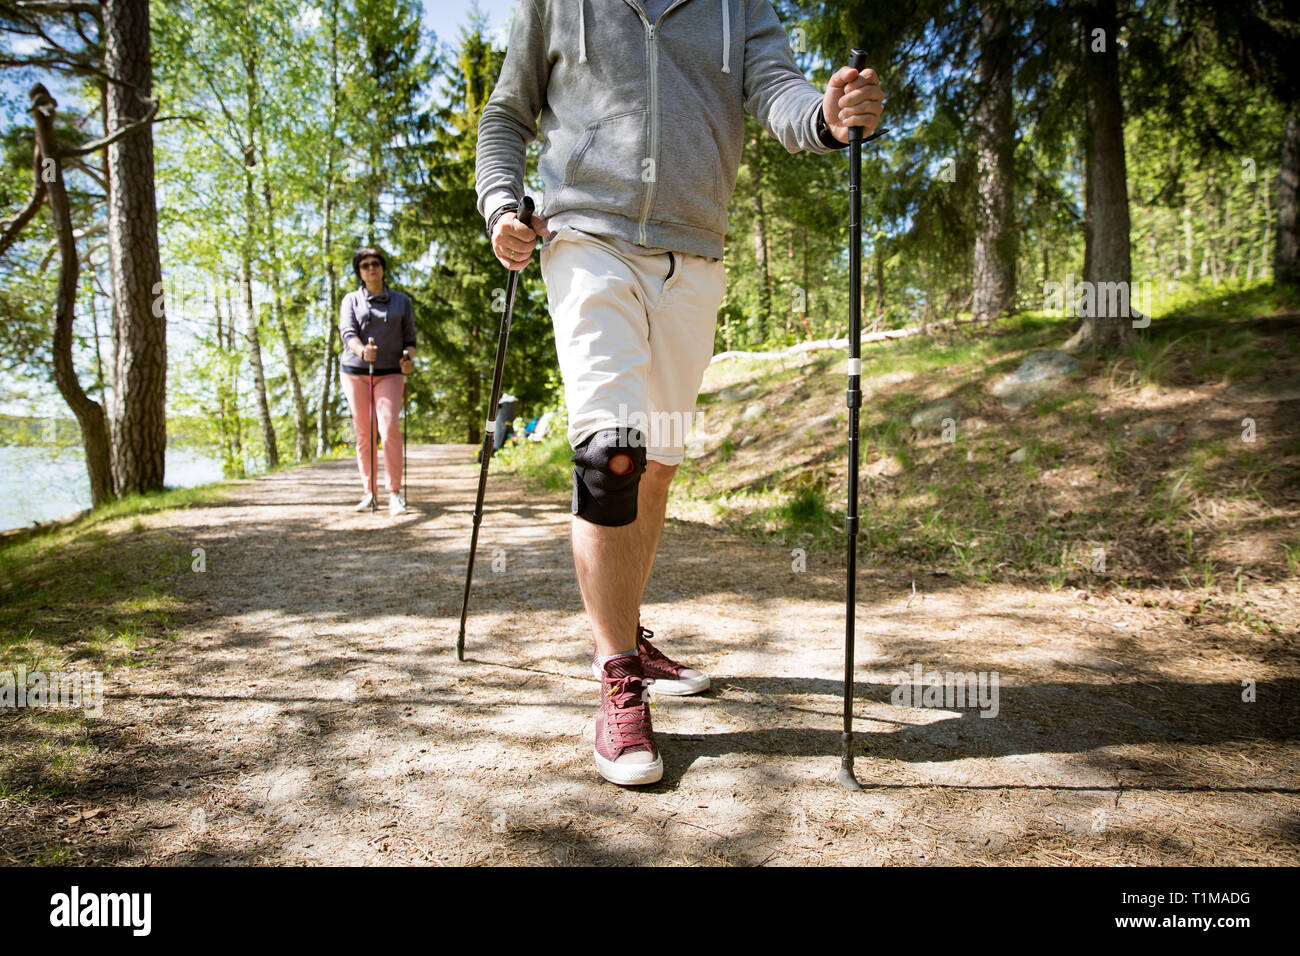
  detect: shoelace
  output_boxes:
[603,676,655,747]
[637,631,684,677]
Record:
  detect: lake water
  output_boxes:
[0,445,226,532]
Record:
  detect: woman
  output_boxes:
[339,247,416,515]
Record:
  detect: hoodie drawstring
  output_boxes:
[579,1,588,63]
[720,1,730,73]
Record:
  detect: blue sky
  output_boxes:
[422,0,518,52]
[0,1,528,418]
[1,1,522,124]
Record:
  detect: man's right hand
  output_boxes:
[492,210,550,272]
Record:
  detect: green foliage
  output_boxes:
[494,408,574,496]
[3,0,1295,516]
[389,16,558,442]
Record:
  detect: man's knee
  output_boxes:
[571,428,646,527]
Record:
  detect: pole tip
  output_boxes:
[837,765,864,791]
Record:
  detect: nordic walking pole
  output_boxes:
[368,338,377,514]
[839,48,889,792]
[402,348,410,504]
[457,196,534,661]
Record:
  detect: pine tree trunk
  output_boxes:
[1066,0,1135,353]
[874,242,886,323]
[263,177,310,460]
[225,280,244,473]
[104,0,167,494]
[243,243,278,470]
[751,127,771,343]
[318,263,339,457]
[1275,102,1299,285]
[971,3,1016,321]
[240,45,278,470]
[317,0,341,458]
[31,84,115,507]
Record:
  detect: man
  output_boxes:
[475,0,883,786]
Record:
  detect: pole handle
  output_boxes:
[518,195,535,228]
[847,49,869,146]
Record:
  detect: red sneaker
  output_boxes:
[594,655,662,786]
[637,627,711,695]
[590,628,711,696]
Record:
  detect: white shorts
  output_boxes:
[539,227,725,465]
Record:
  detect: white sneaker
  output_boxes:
[354,493,375,512]
[389,492,407,516]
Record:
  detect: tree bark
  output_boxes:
[317,0,341,458]
[242,35,308,461]
[1275,102,1299,284]
[242,240,278,469]
[30,84,115,506]
[262,177,310,460]
[318,255,339,456]
[874,241,886,324]
[971,3,1016,321]
[223,279,244,473]
[750,127,771,344]
[104,0,167,493]
[1065,0,1135,352]
[241,44,278,469]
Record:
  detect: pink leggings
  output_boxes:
[342,372,405,494]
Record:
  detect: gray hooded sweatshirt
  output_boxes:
[475,0,846,260]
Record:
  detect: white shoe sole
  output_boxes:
[590,664,709,696]
[594,749,663,786]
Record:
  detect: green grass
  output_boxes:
[0,483,233,811]
[493,407,574,494]
[0,483,224,661]
[673,288,1299,600]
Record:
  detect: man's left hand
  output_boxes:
[823,65,884,144]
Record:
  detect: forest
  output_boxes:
[2,0,1300,873]
[0,0,1296,504]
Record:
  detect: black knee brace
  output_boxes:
[571,428,647,527]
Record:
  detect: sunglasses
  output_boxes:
[360,260,383,270]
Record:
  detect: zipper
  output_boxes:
[638,19,659,246]
[624,1,689,245]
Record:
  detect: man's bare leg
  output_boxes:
[572,461,676,658]
[636,461,676,603]
[572,518,642,659]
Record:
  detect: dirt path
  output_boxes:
[8,445,1298,865]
